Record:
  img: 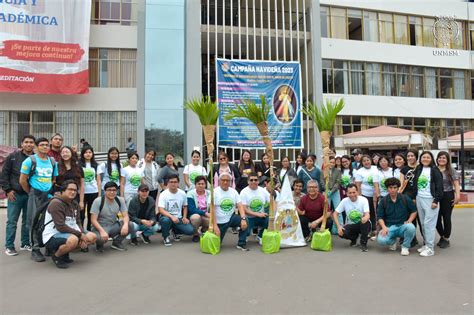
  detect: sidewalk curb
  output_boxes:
[455,204,474,208]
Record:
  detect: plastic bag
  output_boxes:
[311,229,332,251]
[261,230,281,254]
[200,231,221,255]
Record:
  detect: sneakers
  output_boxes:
[389,240,398,251]
[401,247,410,256]
[171,230,181,242]
[81,247,89,253]
[350,239,357,247]
[192,235,200,243]
[236,244,249,251]
[5,248,18,256]
[231,227,239,234]
[111,242,127,251]
[51,255,69,269]
[438,238,450,248]
[63,254,74,264]
[20,244,32,251]
[163,237,172,247]
[420,247,434,257]
[140,234,151,244]
[360,244,368,252]
[96,244,104,252]
[417,245,427,253]
[31,249,45,262]
[130,238,139,246]
[256,236,262,246]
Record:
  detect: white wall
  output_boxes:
[324,94,474,119]
[89,25,137,48]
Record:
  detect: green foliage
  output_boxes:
[224,95,270,125]
[302,98,345,132]
[184,96,219,126]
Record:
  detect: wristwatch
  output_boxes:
[241,217,247,220]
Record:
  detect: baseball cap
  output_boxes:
[138,184,149,192]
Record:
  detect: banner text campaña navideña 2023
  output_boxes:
[0,0,91,94]
[216,58,303,149]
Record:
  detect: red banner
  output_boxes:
[0,40,84,63]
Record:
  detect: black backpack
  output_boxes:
[29,155,57,178]
[31,197,64,248]
[98,195,121,212]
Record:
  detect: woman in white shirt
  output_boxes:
[377,155,393,198]
[120,152,144,205]
[183,150,207,192]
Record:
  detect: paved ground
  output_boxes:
[0,207,472,315]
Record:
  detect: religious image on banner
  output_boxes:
[216,58,303,148]
[0,0,91,94]
[274,176,306,248]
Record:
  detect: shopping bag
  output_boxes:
[261,230,281,254]
[200,231,220,255]
[311,228,332,252]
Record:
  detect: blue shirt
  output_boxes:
[21,154,58,192]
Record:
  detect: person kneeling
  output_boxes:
[128,184,159,245]
[42,180,96,268]
[376,177,417,256]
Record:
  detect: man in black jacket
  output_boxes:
[128,184,159,245]
[0,135,35,256]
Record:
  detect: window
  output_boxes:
[363,11,379,42]
[382,64,396,96]
[386,117,398,126]
[394,15,409,44]
[9,112,30,146]
[396,65,409,97]
[366,63,381,95]
[413,118,426,133]
[409,16,423,46]
[411,67,424,97]
[470,23,474,50]
[379,13,394,43]
[423,17,435,47]
[348,9,362,40]
[453,70,465,99]
[322,60,332,93]
[350,62,365,94]
[425,68,438,98]
[440,69,453,99]
[341,116,352,134]
[352,116,361,132]
[91,0,138,26]
[320,6,329,37]
[333,60,349,94]
[471,70,474,99]
[330,7,347,39]
[89,48,137,88]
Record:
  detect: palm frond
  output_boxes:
[302,98,345,132]
[183,96,219,126]
[224,95,270,124]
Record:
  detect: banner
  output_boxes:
[0,0,91,94]
[216,58,303,148]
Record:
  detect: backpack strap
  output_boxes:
[29,155,37,178]
[99,195,106,212]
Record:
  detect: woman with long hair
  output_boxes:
[393,152,407,181]
[335,156,342,171]
[355,154,380,236]
[435,151,460,248]
[340,155,354,198]
[56,146,85,209]
[97,146,122,192]
[236,149,255,192]
[183,150,207,192]
[79,146,99,232]
[157,152,179,191]
[138,149,160,200]
[413,151,443,257]
[297,154,324,193]
[120,152,144,204]
[278,156,297,187]
[212,151,240,189]
[295,152,307,176]
[377,155,393,198]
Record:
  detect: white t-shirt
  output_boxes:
[183,164,207,190]
[121,165,144,194]
[240,186,270,216]
[393,168,401,180]
[355,167,379,197]
[97,162,122,189]
[336,196,370,225]
[158,189,188,218]
[42,208,81,244]
[214,186,241,224]
[417,167,432,198]
[378,167,393,197]
[83,162,98,194]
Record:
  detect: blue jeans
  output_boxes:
[159,217,194,238]
[131,222,159,237]
[5,193,30,249]
[217,215,248,246]
[377,223,416,249]
[247,216,269,238]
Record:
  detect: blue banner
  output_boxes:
[216,58,303,148]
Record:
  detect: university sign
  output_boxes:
[432,15,460,56]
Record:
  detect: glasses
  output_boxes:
[249,179,258,182]
[105,189,117,192]
[66,188,77,192]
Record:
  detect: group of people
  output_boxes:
[0,133,461,268]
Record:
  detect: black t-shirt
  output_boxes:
[138,198,149,219]
[401,165,416,199]
[57,167,84,188]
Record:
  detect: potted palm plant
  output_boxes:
[302,98,345,251]
[224,95,281,254]
[184,96,220,255]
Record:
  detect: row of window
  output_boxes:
[322,60,472,100]
[89,48,137,88]
[91,0,138,26]
[321,6,472,50]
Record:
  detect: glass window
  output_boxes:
[409,16,423,46]
[366,63,381,95]
[379,13,394,43]
[470,23,474,50]
[396,65,409,97]
[320,6,329,37]
[363,11,379,42]
[350,62,365,95]
[386,117,398,126]
[423,17,435,47]
[333,60,349,94]
[394,15,409,44]
[382,64,396,96]
[91,0,137,25]
[322,60,331,93]
[9,112,30,146]
[410,66,424,97]
[401,117,413,130]
[413,118,426,132]
[330,7,347,39]
[352,116,361,132]
[348,9,362,40]
[425,68,438,98]
[89,48,137,88]
[440,69,453,99]
[453,70,465,99]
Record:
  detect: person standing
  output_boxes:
[435,151,460,249]
[212,151,240,189]
[48,133,63,162]
[1,135,35,256]
[97,147,122,192]
[377,155,393,199]
[157,152,179,191]
[138,149,160,200]
[79,146,99,232]
[327,156,341,234]
[236,149,256,192]
[19,137,58,262]
[126,137,136,154]
[278,156,297,188]
[298,154,324,193]
[183,150,207,192]
[120,152,144,205]
[56,146,85,210]
[400,149,420,246]
[351,149,362,170]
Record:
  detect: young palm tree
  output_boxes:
[184,96,219,235]
[302,98,345,231]
[224,95,277,231]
